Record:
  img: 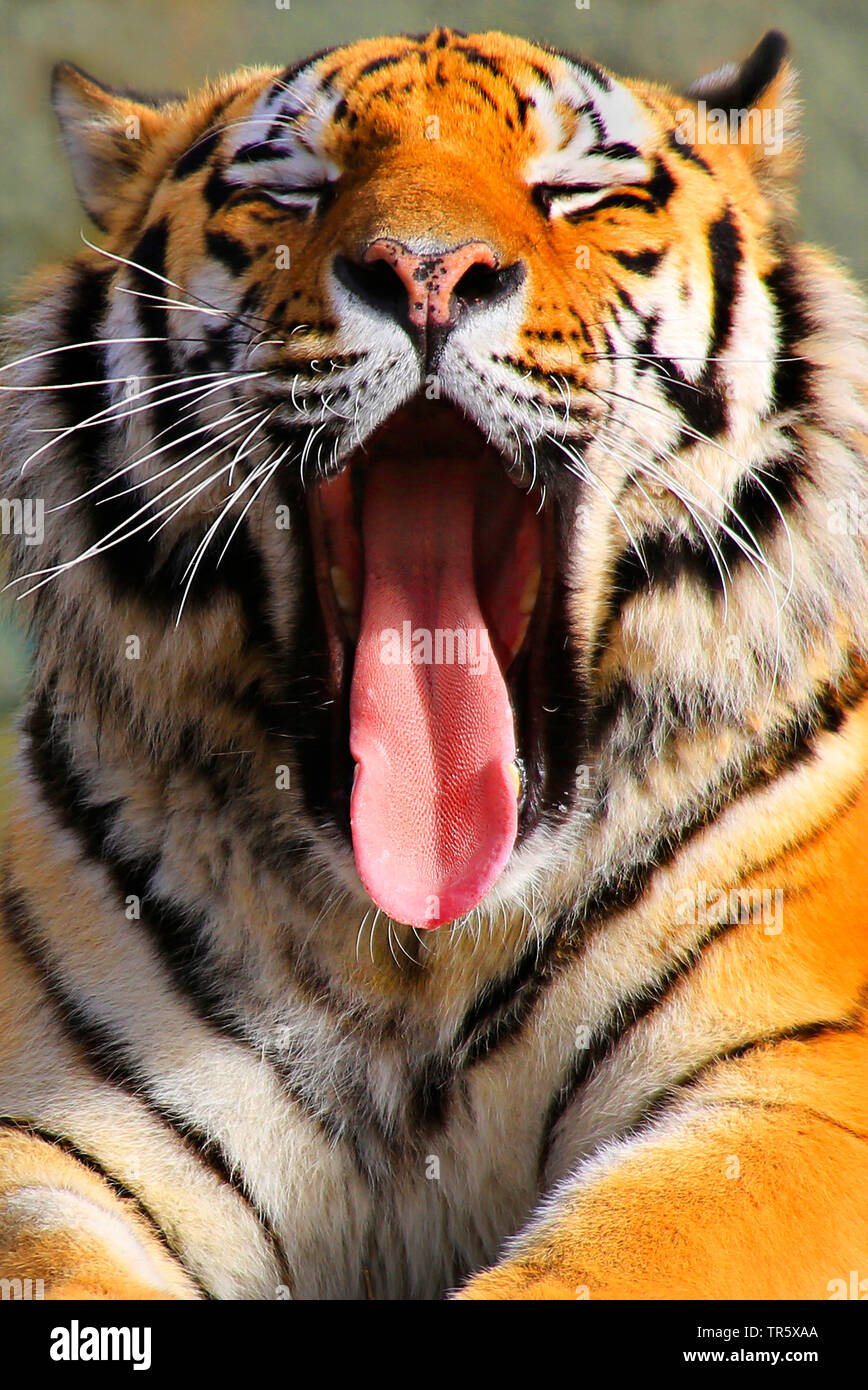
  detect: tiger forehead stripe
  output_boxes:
[217,33,651,202]
[524,57,652,196]
[221,37,651,198]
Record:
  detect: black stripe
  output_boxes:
[463,79,500,117]
[605,448,804,612]
[50,260,113,485]
[24,690,350,1171]
[202,162,234,213]
[666,130,712,173]
[546,182,612,198]
[24,694,243,1036]
[625,293,730,440]
[645,157,677,208]
[611,248,663,274]
[406,1057,453,1130]
[514,91,533,126]
[358,51,414,78]
[539,914,746,1172]
[608,525,725,600]
[129,220,170,287]
[588,666,868,914]
[700,1096,868,1144]
[707,206,741,362]
[586,141,640,162]
[45,262,209,608]
[0,1115,210,1298]
[406,918,573,1129]
[453,44,511,83]
[1,880,293,1289]
[173,126,221,179]
[765,257,814,413]
[454,930,565,1069]
[546,48,613,94]
[631,1012,866,1136]
[125,221,176,437]
[728,449,804,554]
[633,327,728,440]
[573,99,605,141]
[47,259,277,625]
[205,229,252,275]
[268,48,336,104]
[232,139,286,165]
[543,1006,865,1178]
[265,118,290,146]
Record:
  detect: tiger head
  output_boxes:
[6,28,865,940]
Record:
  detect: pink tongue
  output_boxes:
[349,457,518,929]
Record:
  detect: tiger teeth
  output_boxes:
[519,565,541,616]
[331,565,358,615]
[330,566,359,639]
[507,761,523,800]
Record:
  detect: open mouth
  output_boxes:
[304,398,575,929]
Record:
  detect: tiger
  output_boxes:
[0,23,867,1302]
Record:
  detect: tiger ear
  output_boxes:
[684,31,800,186]
[51,62,179,230]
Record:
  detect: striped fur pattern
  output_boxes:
[1,27,867,1299]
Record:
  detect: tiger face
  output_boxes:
[10,29,820,937]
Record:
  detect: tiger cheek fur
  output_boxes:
[1,27,867,1301]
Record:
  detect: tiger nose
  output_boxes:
[363,238,499,327]
[334,238,524,330]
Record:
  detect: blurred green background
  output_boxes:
[1,0,866,817]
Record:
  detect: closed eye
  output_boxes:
[257,183,335,211]
[227,183,336,215]
[533,181,652,221]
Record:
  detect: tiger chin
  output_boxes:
[0,25,867,1302]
